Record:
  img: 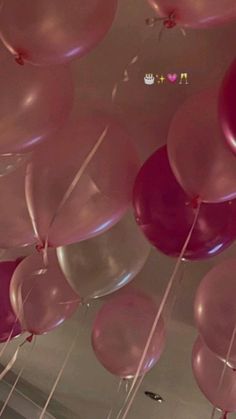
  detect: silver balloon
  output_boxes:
[57,212,150,300]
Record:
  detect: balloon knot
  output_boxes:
[35,240,52,253]
[15,53,25,66]
[26,333,34,343]
[233,368,236,372]
[222,412,228,419]
[186,195,200,209]
[163,11,177,29]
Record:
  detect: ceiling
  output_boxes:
[1,0,236,418]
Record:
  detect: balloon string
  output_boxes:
[39,304,90,419]
[115,377,143,419]
[0,336,36,417]
[118,201,201,419]
[106,378,124,419]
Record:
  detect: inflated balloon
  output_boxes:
[0,0,118,66]
[26,113,140,247]
[57,212,150,301]
[10,251,80,335]
[0,46,73,153]
[167,89,236,203]
[219,58,236,155]
[195,259,236,367]
[133,146,236,260]
[92,289,166,378]
[192,336,236,413]
[148,0,236,29]
[0,164,35,248]
[0,260,22,342]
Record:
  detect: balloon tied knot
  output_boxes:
[26,333,34,343]
[14,49,29,66]
[35,240,52,253]
[163,11,177,29]
[222,412,228,419]
[186,195,200,210]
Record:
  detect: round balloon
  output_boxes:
[147,0,236,29]
[195,259,236,366]
[10,251,80,335]
[57,211,150,301]
[0,0,118,66]
[219,59,236,155]
[167,89,236,203]
[92,289,166,378]
[0,46,73,153]
[192,336,236,413]
[0,259,22,342]
[133,146,236,260]
[26,113,140,247]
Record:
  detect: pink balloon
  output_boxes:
[10,251,80,335]
[167,89,236,203]
[25,113,140,247]
[0,259,22,342]
[148,0,236,29]
[91,289,166,378]
[195,259,236,367]
[219,59,236,155]
[0,0,118,66]
[0,164,35,248]
[133,146,236,260]
[192,336,236,413]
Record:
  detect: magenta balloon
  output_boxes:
[133,146,236,260]
[195,259,236,366]
[0,46,73,153]
[192,336,236,413]
[148,0,236,28]
[91,289,166,378]
[167,89,236,203]
[0,0,118,66]
[10,251,80,335]
[0,260,22,342]
[26,113,140,247]
[219,59,236,155]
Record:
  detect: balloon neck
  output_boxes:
[222,412,228,419]
[26,333,34,343]
[14,49,29,66]
[163,11,177,29]
[186,195,200,210]
[35,240,52,253]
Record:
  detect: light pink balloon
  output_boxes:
[0,45,73,153]
[25,113,140,247]
[167,89,236,203]
[0,0,118,66]
[92,289,166,378]
[148,0,236,29]
[192,336,236,413]
[10,251,80,335]
[195,259,236,367]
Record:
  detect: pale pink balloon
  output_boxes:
[92,289,166,378]
[0,0,118,66]
[0,45,73,153]
[192,336,236,413]
[195,259,236,367]
[10,251,80,335]
[25,113,140,247]
[148,0,236,29]
[167,89,236,203]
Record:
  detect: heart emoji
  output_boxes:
[167,73,177,83]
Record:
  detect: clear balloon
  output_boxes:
[192,336,236,413]
[148,0,236,29]
[92,289,166,378]
[10,251,80,335]
[26,113,140,247]
[0,0,118,66]
[0,45,73,153]
[167,89,236,203]
[219,59,236,155]
[195,259,236,367]
[57,211,150,301]
[0,164,35,248]
[0,260,22,342]
[133,146,236,260]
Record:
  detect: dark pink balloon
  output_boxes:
[92,289,166,378]
[133,146,236,260]
[0,260,22,342]
[148,0,236,29]
[10,251,80,335]
[195,259,236,367]
[219,59,236,155]
[0,0,118,66]
[0,45,73,153]
[26,113,140,247]
[192,336,236,413]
